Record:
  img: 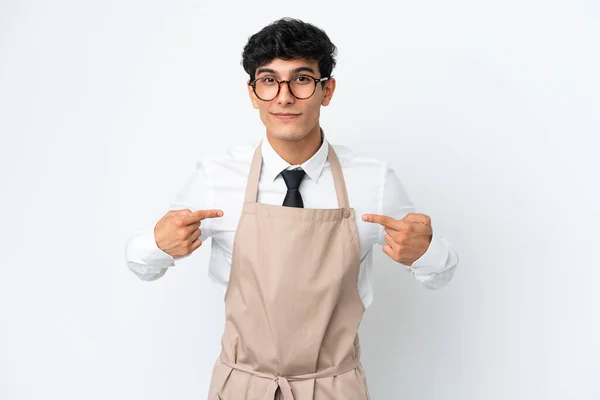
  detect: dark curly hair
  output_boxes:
[241,17,337,89]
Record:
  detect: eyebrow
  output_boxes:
[255,66,316,77]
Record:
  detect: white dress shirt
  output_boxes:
[125,130,459,309]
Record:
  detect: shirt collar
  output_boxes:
[261,127,330,183]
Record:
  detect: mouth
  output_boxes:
[272,113,301,120]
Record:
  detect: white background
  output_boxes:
[1,1,599,399]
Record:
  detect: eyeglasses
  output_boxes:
[248,74,332,101]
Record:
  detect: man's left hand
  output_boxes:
[362,212,433,266]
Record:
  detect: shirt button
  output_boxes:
[343,209,351,219]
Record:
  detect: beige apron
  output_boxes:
[208,141,370,400]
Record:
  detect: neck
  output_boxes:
[266,125,323,166]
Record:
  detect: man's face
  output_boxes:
[247,57,336,142]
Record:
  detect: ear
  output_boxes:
[247,84,260,109]
[320,77,336,106]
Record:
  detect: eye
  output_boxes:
[294,75,312,84]
[261,77,276,84]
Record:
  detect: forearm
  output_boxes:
[409,233,459,290]
[125,229,175,281]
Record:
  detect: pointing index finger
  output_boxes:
[362,214,398,229]
[185,209,224,224]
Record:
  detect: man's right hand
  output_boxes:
[154,209,224,258]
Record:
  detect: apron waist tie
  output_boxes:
[219,351,361,400]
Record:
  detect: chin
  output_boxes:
[269,126,307,142]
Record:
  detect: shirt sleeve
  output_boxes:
[376,163,459,289]
[125,161,213,281]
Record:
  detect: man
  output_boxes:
[126,17,459,400]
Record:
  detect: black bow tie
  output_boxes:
[280,168,306,208]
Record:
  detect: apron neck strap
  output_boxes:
[244,140,350,209]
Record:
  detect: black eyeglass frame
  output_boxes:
[248,74,332,101]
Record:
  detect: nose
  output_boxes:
[276,80,295,105]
